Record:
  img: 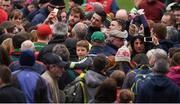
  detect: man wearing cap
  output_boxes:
[89,31,105,55]
[42,53,67,103]
[11,50,51,103]
[33,24,52,52]
[103,30,127,56]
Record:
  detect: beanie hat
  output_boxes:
[0,9,8,25]
[115,46,131,62]
[19,50,35,66]
[91,31,105,42]
[37,24,52,36]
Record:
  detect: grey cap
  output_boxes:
[109,30,128,39]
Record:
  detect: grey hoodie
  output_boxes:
[84,70,107,100]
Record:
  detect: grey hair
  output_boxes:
[146,48,167,67]
[153,58,169,74]
[73,22,88,40]
[166,27,179,42]
[52,44,70,61]
[52,22,68,35]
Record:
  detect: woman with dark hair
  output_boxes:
[0,45,11,66]
[91,78,117,103]
[130,35,145,59]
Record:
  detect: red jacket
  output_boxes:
[167,66,180,87]
[139,0,165,22]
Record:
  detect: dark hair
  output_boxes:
[71,0,83,5]
[117,19,127,31]
[94,78,117,103]
[130,35,144,54]
[95,10,107,22]
[93,54,108,73]
[0,46,11,66]
[0,65,11,83]
[170,52,180,66]
[52,44,70,62]
[110,70,125,88]
[71,6,85,20]
[132,53,149,65]
[168,47,180,58]
[12,31,30,48]
[153,23,167,40]
[0,34,12,44]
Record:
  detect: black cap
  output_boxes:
[49,0,65,8]
[171,3,180,10]
[43,53,67,68]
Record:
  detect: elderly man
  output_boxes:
[42,53,67,103]
[103,30,127,56]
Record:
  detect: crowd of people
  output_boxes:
[0,0,180,103]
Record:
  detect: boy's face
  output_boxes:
[76,46,88,59]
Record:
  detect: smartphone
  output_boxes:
[144,37,152,42]
[53,8,59,15]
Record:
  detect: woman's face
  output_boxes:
[109,21,121,31]
[134,38,144,53]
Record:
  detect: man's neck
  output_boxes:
[37,39,48,44]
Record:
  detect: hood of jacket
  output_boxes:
[84,70,106,88]
[158,39,174,53]
[150,75,172,90]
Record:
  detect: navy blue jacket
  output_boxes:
[103,43,118,56]
[31,8,49,26]
[89,46,104,55]
[136,74,180,103]
[156,39,174,53]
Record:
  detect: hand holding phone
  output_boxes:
[144,37,152,42]
[53,8,59,16]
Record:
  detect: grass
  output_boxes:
[117,0,134,11]
[65,0,134,11]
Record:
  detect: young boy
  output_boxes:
[70,40,93,74]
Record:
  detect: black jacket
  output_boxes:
[0,84,26,103]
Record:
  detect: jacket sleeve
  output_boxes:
[31,13,46,26]
[111,0,119,14]
[34,77,52,103]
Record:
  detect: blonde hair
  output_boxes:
[129,24,138,36]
